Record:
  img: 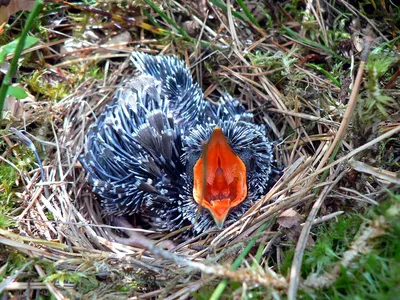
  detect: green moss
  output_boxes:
[45,271,99,293]
[248,50,298,83]
[68,64,104,82]
[23,70,70,102]
[0,163,17,211]
[357,53,399,126]
[0,141,38,212]
[0,212,14,228]
[5,251,34,274]
[0,162,15,190]
[23,62,105,102]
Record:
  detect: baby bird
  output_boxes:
[80,52,276,243]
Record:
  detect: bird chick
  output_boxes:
[80,52,276,247]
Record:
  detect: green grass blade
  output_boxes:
[209,222,269,300]
[282,26,340,59]
[236,0,261,28]
[0,36,39,64]
[209,0,249,23]
[6,86,28,99]
[0,0,44,118]
[251,242,265,270]
[143,9,163,29]
[307,63,341,87]
[143,0,189,39]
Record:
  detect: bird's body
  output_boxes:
[81,52,276,235]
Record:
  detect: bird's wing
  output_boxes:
[80,75,184,217]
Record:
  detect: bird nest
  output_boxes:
[3,52,338,297]
[3,35,399,300]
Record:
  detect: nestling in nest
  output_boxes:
[80,52,279,247]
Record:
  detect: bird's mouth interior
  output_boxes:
[193,127,247,228]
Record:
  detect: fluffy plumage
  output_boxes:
[80,52,276,234]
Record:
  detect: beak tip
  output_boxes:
[214,220,225,230]
[210,208,230,230]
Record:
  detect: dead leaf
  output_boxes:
[182,20,200,36]
[277,208,302,229]
[0,0,35,28]
[277,208,314,248]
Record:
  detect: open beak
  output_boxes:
[193,127,247,229]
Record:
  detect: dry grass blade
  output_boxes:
[308,211,344,226]
[3,282,75,291]
[349,160,400,185]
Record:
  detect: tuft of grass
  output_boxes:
[281,214,364,277]
[312,194,400,299]
[357,53,399,126]
[282,26,341,59]
[298,194,400,299]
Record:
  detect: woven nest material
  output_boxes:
[20,53,292,249]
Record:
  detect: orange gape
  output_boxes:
[193,128,247,228]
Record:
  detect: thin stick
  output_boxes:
[316,36,373,170]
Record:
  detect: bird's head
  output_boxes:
[181,115,274,233]
[192,127,247,229]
